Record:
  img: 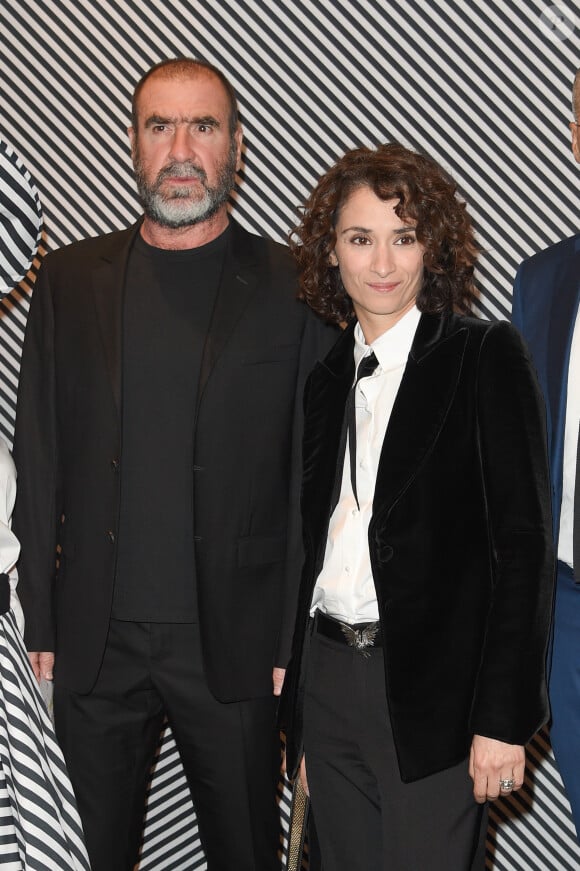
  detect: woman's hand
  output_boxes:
[469,734,525,803]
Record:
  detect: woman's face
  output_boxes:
[330,186,425,343]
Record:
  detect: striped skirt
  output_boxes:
[0,607,90,870]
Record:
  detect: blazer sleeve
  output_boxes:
[12,262,61,652]
[469,320,555,744]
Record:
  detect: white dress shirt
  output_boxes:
[310,306,421,624]
[559,304,580,567]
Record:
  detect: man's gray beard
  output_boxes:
[133,144,237,229]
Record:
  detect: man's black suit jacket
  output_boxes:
[282,311,555,783]
[13,219,334,700]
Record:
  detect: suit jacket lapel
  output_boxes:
[92,222,142,418]
[197,221,260,410]
[302,313,468,531]
[91,219,259,422]
[546,242,580,489]
[373,312,468,518]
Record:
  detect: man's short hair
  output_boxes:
[131,58,240,137]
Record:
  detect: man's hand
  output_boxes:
[28,651,54,682]
[469,734,525,803]
[272,666,286,696]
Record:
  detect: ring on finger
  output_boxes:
[499,778,515,791]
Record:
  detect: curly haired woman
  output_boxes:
[281,143,554,871]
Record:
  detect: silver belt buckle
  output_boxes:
[339,621,379,658]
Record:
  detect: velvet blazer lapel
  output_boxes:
[372,312,467,519]
[302,312,468,535]
[92,221,142,419]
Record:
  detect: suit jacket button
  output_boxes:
[111,459,120,471]
[107,530,115,542]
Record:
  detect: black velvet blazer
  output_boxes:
[282,311,554,783]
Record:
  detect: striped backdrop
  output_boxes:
[1,1,580,868]
[0,609,91,871]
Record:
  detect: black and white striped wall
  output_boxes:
[2,2,580,868]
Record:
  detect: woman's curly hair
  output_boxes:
[289,143,479,325]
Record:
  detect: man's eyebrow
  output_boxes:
[144,114,221,128]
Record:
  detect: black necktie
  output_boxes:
[347,352,378,509]
[573,424,580,581]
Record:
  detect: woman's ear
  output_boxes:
[329,251,338,266]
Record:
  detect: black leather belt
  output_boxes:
[315,609,382,654]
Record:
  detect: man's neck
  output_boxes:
[139,209,229,250]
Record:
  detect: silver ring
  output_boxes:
[499,778,515,791]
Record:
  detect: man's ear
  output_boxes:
[570,121,580,164]
[235,124,243,171]
[127,126,136,158]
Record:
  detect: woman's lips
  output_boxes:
[367,281,400,292]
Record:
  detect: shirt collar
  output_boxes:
[354,306,421,373]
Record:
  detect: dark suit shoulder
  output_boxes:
[518,233,580,276]
[512,234,580,334]
[451,311,510,332]
[446,313,525,356]
[228,221,331,337]
[45,223,138,267]
[229,219,294,276]
[231,221,289,256]
[447,311,492,333]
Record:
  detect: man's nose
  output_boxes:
[168,126,197,161]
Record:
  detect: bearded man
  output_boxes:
[12,58,334,871]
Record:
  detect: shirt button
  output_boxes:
[344,566,350,574]
[351,508,358,516]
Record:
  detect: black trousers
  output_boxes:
[54,619,281,871]
[303,629,488,871]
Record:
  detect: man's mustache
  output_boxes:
[155,162,207,187]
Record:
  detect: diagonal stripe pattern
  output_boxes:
[0,609,91,870]
[0,140,42,296]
